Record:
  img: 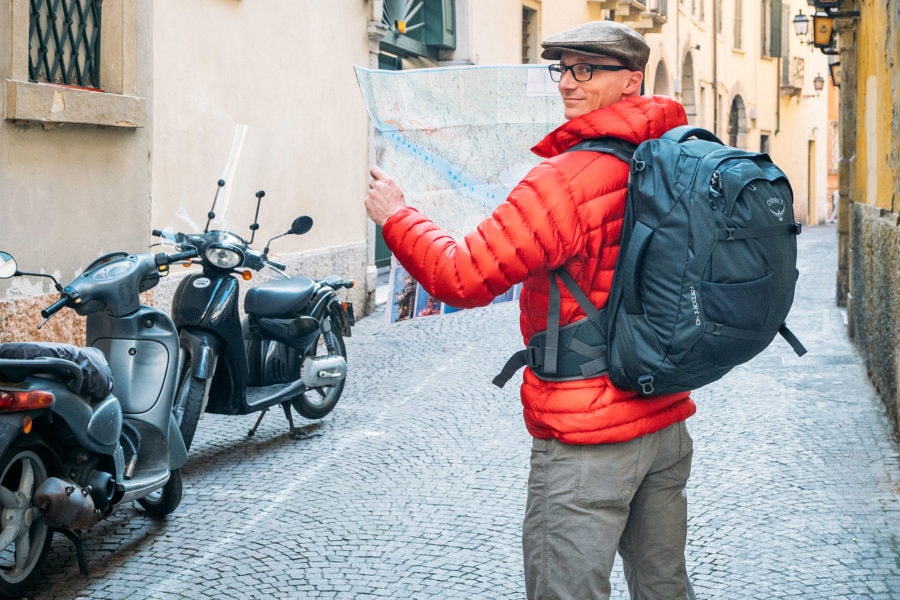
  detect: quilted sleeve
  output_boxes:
[381,160,586,309]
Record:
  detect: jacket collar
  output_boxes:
[531,95,687,159]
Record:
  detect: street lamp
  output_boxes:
[792,11,810,37]
[813,73,825,92]
[828,61,842,87]
[793,1,860,55]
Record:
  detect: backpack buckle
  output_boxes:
[638,375,655,395]
[525,345,542,370]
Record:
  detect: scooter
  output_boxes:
[0,245,197,598]
[152,181,355,449]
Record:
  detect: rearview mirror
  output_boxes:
[0,252,17,279]
[290,216,313,236]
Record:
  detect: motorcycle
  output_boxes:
[152,181,355,449]
[0,245,198,597]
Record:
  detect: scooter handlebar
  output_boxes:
[166,249,200,264]
[41,296,69,319]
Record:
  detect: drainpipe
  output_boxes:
[775,57,780,135]
[712,0,718,135]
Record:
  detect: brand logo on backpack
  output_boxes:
[689,286,701,326]
[767,197,786,222]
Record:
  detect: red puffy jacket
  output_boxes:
[382,95,697,444]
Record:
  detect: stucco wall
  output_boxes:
[850,204,900,433]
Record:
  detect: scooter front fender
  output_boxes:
[167,413,188,469]
[179,328,220,380]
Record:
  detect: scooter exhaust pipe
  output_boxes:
[33,477,98,530]
[300,355,347,387]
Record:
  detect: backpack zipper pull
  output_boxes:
[709,170,723,210]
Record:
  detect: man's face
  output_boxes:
[556,51,643,119]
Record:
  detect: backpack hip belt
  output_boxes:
[493,271,609,388]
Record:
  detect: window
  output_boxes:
[522,3,540,64]
[761,0,784,58]
[380,0,456,58]
[733,0,743,50]
[29,0,102,89]
[715,0,723,34]
[5,0,144,128]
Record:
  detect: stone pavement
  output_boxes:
[25,224,900,599]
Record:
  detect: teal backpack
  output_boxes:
[494,125,807,395]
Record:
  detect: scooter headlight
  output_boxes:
[204,245,243,269]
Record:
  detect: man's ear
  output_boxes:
[624,71,644,95]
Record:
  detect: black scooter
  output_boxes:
[153,182,355,449]
[0,245,197,597]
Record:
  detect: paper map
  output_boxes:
[354,64,563,323]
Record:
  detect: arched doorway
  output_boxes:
[681,53,697,124]
[652,59,672,97]
[728,95,748,149]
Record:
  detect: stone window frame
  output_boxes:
[4,0,144,128]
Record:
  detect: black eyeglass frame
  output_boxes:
[547,62,630,82]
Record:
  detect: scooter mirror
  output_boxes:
[290,216,314,235]
[0,252,17,279]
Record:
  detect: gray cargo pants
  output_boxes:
[523,421,693,600]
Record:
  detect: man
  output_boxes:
[365,20,696,600]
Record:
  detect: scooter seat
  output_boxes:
[0,342,114,399]
[245,277,316,318]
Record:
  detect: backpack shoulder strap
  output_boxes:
[661,125,725,145]
[567,137,637,164]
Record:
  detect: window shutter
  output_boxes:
[770,0,784,58]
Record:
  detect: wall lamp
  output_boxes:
[799,73,826,99]
[793,0,860,55]
[828,60,842,87]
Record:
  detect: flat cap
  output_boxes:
[541,20,650,72]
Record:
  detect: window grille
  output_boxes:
[28,0,102,89]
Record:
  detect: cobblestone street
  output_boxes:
[24,224,900,599]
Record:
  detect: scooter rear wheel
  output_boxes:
[292,320,347,420]
[137,468,183,517]
[0,444,54,598]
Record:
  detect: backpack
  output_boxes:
[494,125,807,395]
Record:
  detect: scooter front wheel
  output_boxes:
[0,444,54,598]
[173,364,209,452]
[292,320,347,420]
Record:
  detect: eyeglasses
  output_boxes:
[547,63,629,82]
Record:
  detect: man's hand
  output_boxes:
[365,166,407,226]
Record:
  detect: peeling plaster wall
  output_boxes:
[0,294,85,344]
[850,205,900,433]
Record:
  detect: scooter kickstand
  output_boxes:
[57,528,89,576]
[248,408,268,437]
[281,402,301,439]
